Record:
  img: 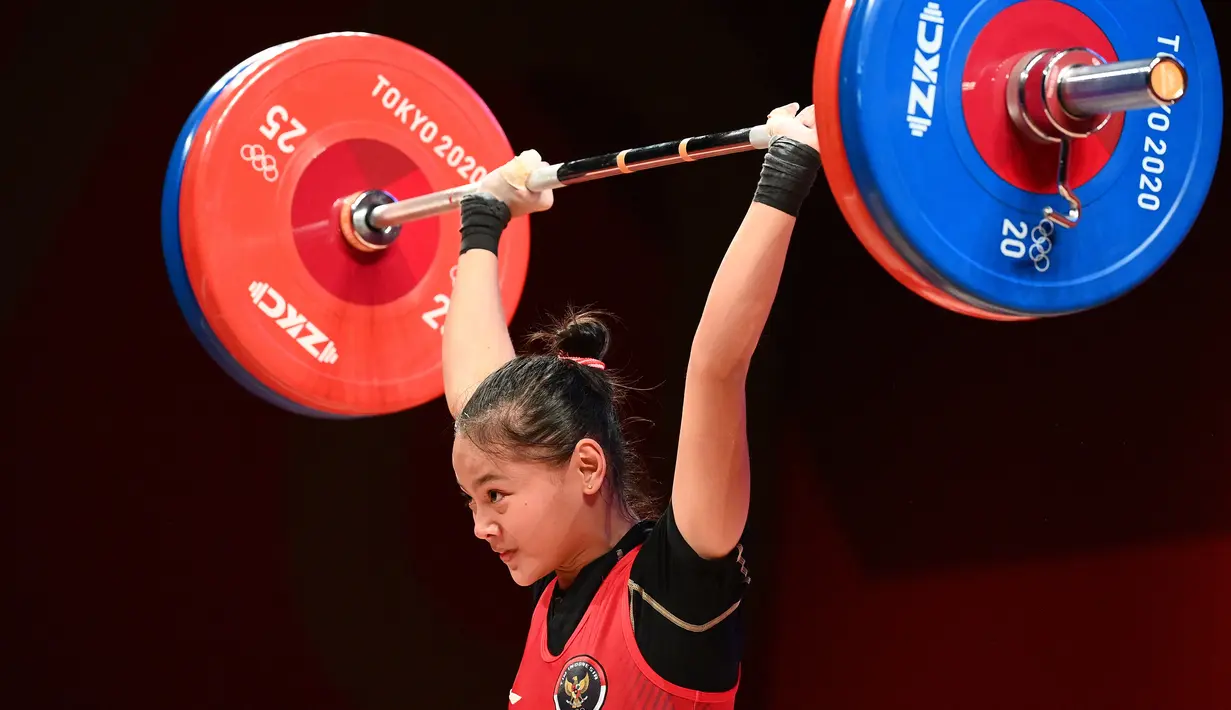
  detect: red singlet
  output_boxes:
[507,545,740,709]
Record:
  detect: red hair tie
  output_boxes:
[559,354,606,371]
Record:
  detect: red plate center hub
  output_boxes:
[961,0,1124,193]
[291,138,437,306]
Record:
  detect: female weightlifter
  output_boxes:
[444,102,820,710]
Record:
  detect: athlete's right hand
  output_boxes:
[476,149,555,217]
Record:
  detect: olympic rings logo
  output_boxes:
[240,144,279,182]
[1029,220,1054,273]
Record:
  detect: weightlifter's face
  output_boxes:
[453,435,580,586]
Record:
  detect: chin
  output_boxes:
[507,561,542,587]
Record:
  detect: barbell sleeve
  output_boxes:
[1057,55,1188,117]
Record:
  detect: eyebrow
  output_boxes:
[457,472,507,492]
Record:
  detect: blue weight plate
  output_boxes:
[840,0,1222,316]
[160,43,354,418]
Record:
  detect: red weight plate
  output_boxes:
[180,33,530,417]
[813,2,1029,322]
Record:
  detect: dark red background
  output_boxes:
[5,1,1229,708]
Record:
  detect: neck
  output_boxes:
[554,504,637,589]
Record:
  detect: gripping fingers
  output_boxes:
[797,104,816,128]
[767,102,801,120]
[499,149,544,190]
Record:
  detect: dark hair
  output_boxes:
[455,307,661,521]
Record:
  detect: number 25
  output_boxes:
[259,105,307,154]
[422,294,450,334]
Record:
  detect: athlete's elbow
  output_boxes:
[442,370,475,419]
[444,395,464,420]
[688,528,746,561]
[678,509,749,561]
[685,347,751,384]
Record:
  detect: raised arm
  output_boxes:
[671,103,821,558]
[442,151,554,418]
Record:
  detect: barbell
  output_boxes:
[160,0,1222,419]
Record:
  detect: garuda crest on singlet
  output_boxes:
[554,655,608,710]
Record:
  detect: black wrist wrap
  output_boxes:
[459,193,512,256]
[752,136,822,217]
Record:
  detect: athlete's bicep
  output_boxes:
[636,503,749,614]
[629,504,748,690]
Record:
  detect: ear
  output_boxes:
[571,438,608,496]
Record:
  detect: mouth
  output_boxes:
[498,550,517,563]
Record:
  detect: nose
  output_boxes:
[473,510,499,541]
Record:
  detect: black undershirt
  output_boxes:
[529,503,749,692]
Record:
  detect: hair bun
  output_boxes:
[528,308,613,361]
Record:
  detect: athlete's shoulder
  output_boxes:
[633,501,750,588]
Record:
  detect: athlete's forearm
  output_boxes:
[442,195,517,418]
[689,204,795,379]
[688,138,821,379]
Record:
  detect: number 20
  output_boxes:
[259,105,308,154]
[1000,218,1028,259]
